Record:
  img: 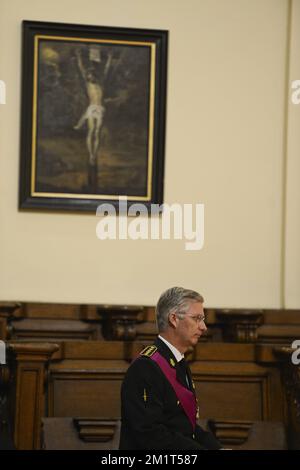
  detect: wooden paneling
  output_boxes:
[7,342,59,449]
[11,319,100,341]
[274,347,300,449]
[17,369,39,449]
[24,303,81,319]
[2,301,300,345]
[3,302,300,344]
[46,342,284,428]
[48,341,128,419]
[41,417,287,450]
[42,417,121,450]
[196,376,266,421]
[193,356,283,422]
[2,339,291,449]
[50,375,123,418]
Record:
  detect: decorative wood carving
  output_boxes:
[41,417,121,449]
[98,305,144,340]
[0,303,22,340]
[207,419,253,444]
[1,302,300,346]
[216,309,264,342]
[73,418,117,442]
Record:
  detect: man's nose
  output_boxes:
[199,320,207,332]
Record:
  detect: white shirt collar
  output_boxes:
[158,335,184,363]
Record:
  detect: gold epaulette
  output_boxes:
[140,345,157,357]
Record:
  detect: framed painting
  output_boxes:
[19,21,168,212]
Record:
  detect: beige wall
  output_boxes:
[0,0,298,308]
[285,0,300,309]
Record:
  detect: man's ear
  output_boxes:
[168,311,178,329]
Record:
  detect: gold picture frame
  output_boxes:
[19,21,168,212]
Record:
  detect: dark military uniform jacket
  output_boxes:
[119,337,221,450]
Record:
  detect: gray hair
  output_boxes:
[156,286,204,332]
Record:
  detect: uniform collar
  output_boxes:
[158,335,184,363]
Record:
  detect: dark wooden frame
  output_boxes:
[19,21,168,212]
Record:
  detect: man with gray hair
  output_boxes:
[119,287,221,450]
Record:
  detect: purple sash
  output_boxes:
[150,351,197,431]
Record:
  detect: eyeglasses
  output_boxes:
[176,313,206,324]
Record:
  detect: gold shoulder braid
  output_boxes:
[140,345,157,357]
